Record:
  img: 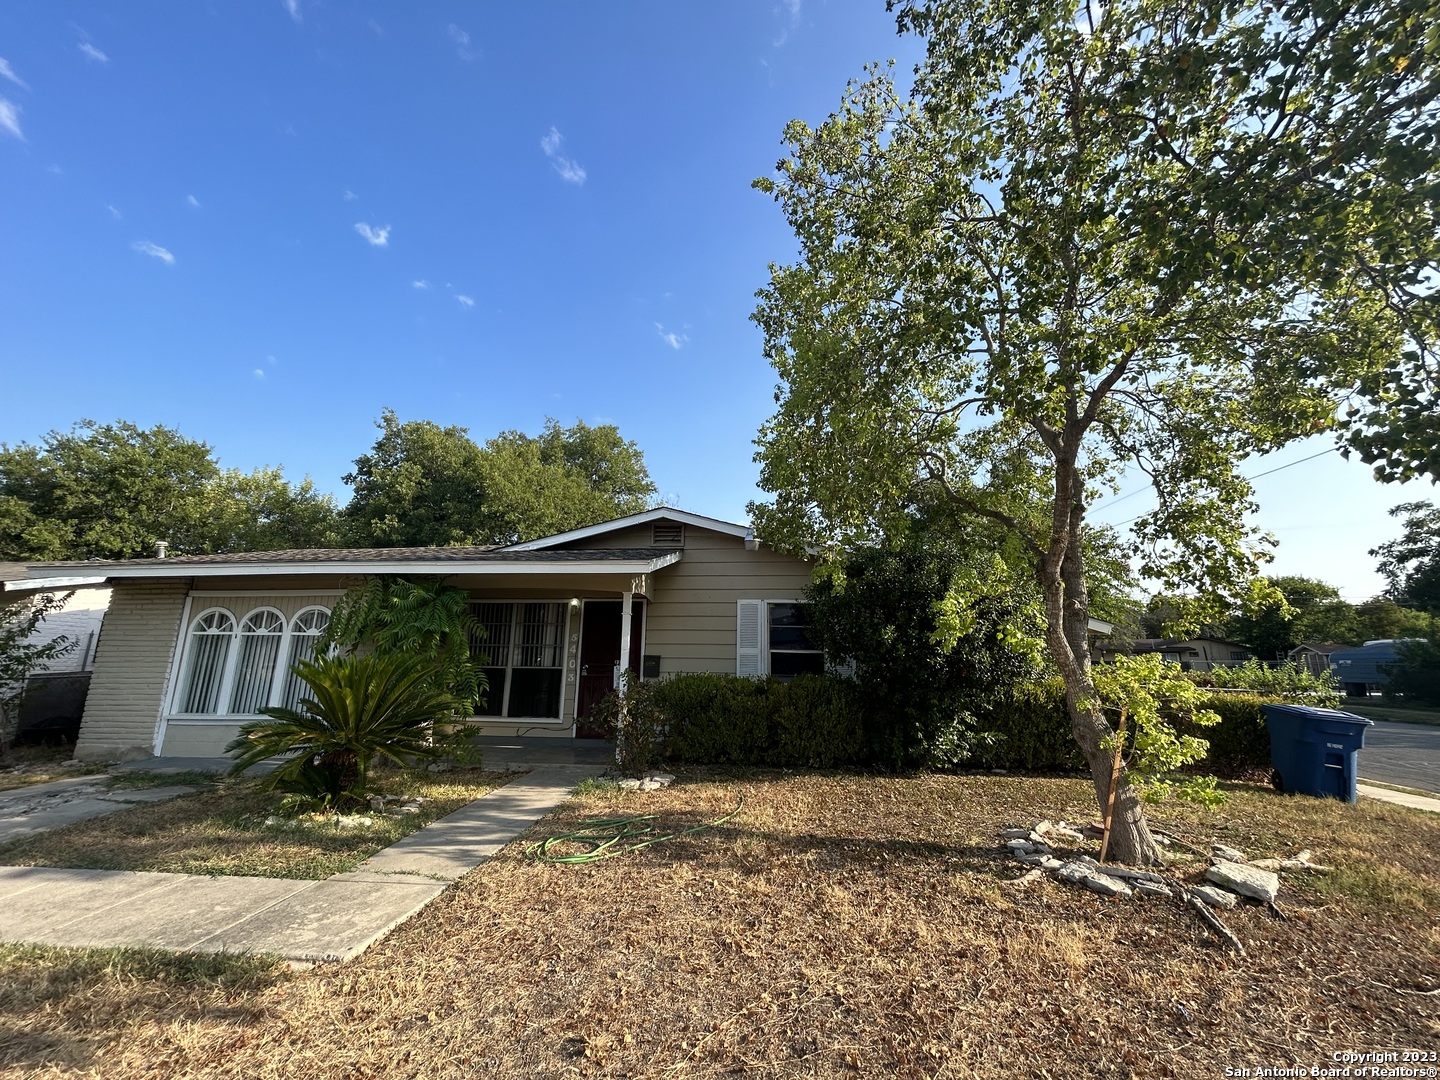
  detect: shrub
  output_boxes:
[590,673,865,771]
[225,652,465,811]
[805,532,1041,769]
[1185,660,1340,707]
[1385,639,1440,706]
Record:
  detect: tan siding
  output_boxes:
[74,578,190,762]
[159,722,240,757]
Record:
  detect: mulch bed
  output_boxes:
[2,770,1437,1078]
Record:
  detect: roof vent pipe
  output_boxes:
[155,541,168,559]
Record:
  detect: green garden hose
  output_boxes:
[529,797,745,864]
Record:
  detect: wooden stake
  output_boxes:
[1099,706,1128,864]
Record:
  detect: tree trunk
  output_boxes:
[1039,462,1163,866]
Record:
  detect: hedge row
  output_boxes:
[639,673,1276,776]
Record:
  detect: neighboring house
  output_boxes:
[17,509,819,762]
[1,575,110,744]
[1096,637,1254,672]
[1288,641,1347,679]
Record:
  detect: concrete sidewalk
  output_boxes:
[1357,782,1440,815]
[0,776,204,845]
[0,764,596,963]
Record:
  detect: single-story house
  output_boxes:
[17,509,820,762]
[1095,637,1254,672]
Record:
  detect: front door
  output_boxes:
[575,599,644,738]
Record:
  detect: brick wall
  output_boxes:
[74,578,190,761]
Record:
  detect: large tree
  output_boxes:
[342,410,656,548]
[0,420,339,561]
[751,0,1436,862]
[1371,501,1440,615]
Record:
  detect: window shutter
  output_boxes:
[736,600,765,677]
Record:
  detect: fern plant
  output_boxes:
[318,575,487,713]
[225,652,465,811]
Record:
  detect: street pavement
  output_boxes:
[1357,719,1440,794]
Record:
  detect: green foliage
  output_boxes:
[225,652,464,812]
[595,673,866,770]
[342,409,656,548]
[1185,693,1276,780]
[1186,660,1341,707]
[1091,655,1222,806]
[805,527,1041,769]
[319,576,484,714]
[0,593,78,755]
[1385,640,1440,706]
[1372,502,1440,614]
[0,419,339,561]
[586,676,668,776]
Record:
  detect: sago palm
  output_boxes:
[225,651,465,810]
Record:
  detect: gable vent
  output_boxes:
[651,521,685,547]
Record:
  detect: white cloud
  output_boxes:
[540,126,587,185]
[655,323,688,350]
[78,42,109,63]
[253,368,266,380]
[354,222,390,247]
[131,240,175,265]
[446,24,475,61]
[283,0,302,23]
[0,98,22,140]
[773,0,802,46]
[186,194,200,208]
[0,58,28,90]
[412,279,431,289]
[456,294,475,307]
[106,204,121,219]
[343,189,358,201]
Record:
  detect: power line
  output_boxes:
[1094,447,1339,526]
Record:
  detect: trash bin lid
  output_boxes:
[1260,704,1373,725]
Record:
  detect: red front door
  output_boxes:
[575,599,644,738]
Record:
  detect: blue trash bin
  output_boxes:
[1261,704,1373,803]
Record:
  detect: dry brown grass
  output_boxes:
[2,771,1437,1079]
[0,768,510,879]
[0,745,106,792]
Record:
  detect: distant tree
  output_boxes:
[0,593,78,759]
[1355,597,1432,643]
[0,420,336,560]
[1226,576,1355,659]
[342,410,492,548]
[342,410,657,548]
[1371,502,1440,615]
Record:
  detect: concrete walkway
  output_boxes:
[0,764,596,963]
[0,776,203,845]
[1357,782,1440,815]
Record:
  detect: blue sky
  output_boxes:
[0,2,1428,602]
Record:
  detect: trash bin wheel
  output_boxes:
[1270,768,1284,793]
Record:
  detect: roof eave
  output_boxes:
[24,551,683,581]
[506,507,753,550]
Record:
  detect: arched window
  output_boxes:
[275,607,331,711]
[176,609,236,714]
[226,609,286,715]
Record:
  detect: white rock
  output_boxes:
[638,779,662,791]
[647,772,676,784]
[426,762,452,773]
[1133,880,1172,899]
[618,778,642,790]
[1095,865,1166,884]
[1015,852,1046,865]
[368,796,387,811]
[397,805,421,815]
[1212,843,1247,863]
[1056,861,1095,884]
[1082,874,1133,898]
[1206,861,1280,903]
[334,815,374,829]
[1191,885,1238,909]
[1040,857,1066,871]
[1033,819,1055,836]
[1005,839,1034,854]
[1001,828,1033,840]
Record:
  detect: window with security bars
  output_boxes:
[173,603,333,718]
[275,608,331,712]
[469,601,567,718]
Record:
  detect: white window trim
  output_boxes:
[165,602,333,723]
[737,599,824,677]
